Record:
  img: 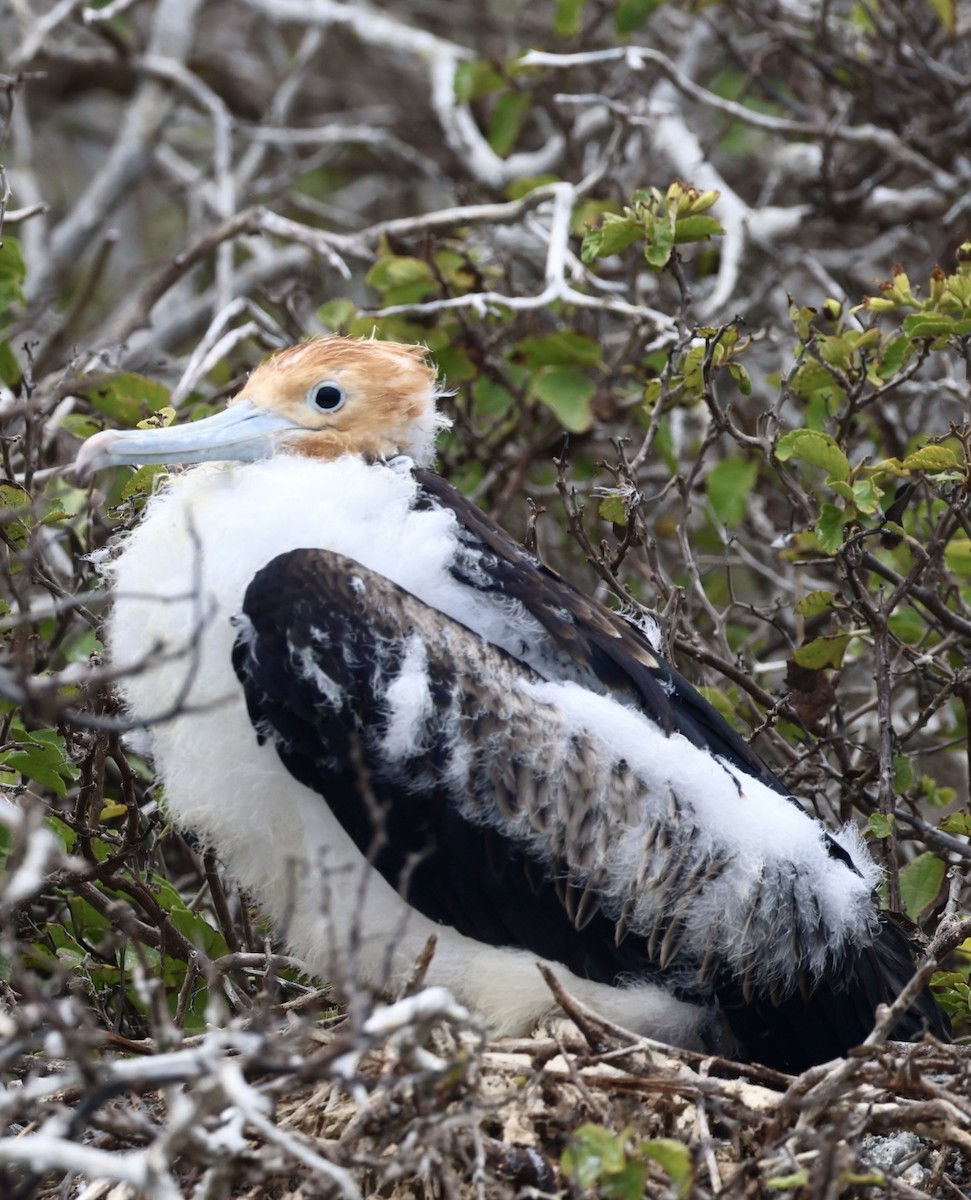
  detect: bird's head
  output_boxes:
[75,336,450,479]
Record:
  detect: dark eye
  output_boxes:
[307,381,345,412]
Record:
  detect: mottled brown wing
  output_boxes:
[415,469,790,798]
[233,547,950,1072]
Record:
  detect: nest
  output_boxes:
[5,968,970,1200]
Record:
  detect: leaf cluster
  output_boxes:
[581,182,724,271]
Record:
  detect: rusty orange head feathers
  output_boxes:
[76,336,450,478]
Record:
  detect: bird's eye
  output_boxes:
[307,381,346,413]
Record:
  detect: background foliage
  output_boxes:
[2,0,971,1195]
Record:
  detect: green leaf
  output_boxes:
[767,1171,810,1190]
[873,455,908,482]
[140,406,175,431]
[789,301,817,341]
[47,926,94,973]
[901,445,959,471]
[155,880,229,959]
[874,335,913,381]
[868,813,895,839]
[581,214,643,263]
[843,1172,888,1188]
[790,360,846,412]
[433,249,475,288]
[792,633,850,669]
[828,480,855,504]
[2,733,79,798]
[3,749,69,796]
[0,236,26,313]
[80,373,171,428]
[941,813,971,837]
[902,312,958,337]
[775,429,851,481]
[366,255,436,304]
[30,728,72,750]
[705,457,758,526]
[925,0,955,31]
[318,297,357,330]
[553,0,585,36]
[602,1162,648,1200]
[614,0,662,34]
[61,413,104,442]
[66,893,115,944]
[505,173,561,200]
[888,606,924,644]
[487,90,530,157]
[598,493,628,526]
[815,503,847,554]
[529,367,595,433]
[0,340,22,387]
[918,774,956,808]
[899,852,946,920]
[640,1139,693,1198]
[471,376,513,417]
[893,756,915,792]
[817,335,853,370]
[47,816,77,852]
[432,346,475,385]
[673,215,724,243]
[120,465,168,501]
[643,379,663,409]
[40,505,72,526]
[0,481,34,548]
[453,60,505,104]
[515,331,602,369]
[794,590,837,617]
[727,362,752,394]
[563,1125,627,1189]
[644,207,676,269]
[694,686,737,723]
[851,476,884,515]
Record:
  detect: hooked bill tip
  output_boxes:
[74,429,121,483]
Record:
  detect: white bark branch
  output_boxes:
[522,46,961,193]
[241,0,563,186]
[26,0,207,301]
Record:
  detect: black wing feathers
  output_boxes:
[719,913,949,1071]
[234,549,658,986]
[415,473,869,881]
[414,470,790,799]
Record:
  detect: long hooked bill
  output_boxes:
[75,402,298,481]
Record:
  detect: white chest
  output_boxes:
[108,456,479,717]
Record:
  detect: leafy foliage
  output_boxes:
[563,1123,693,1198]
[581,182,724,270]
[3,0,971,1193]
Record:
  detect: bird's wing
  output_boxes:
[417,472,880,888]
[414,469,790,799]
[719,909,950,1069]
[232,548,947,1069]
[233,547,684,989]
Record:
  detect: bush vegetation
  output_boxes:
[2,0,970,1194]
